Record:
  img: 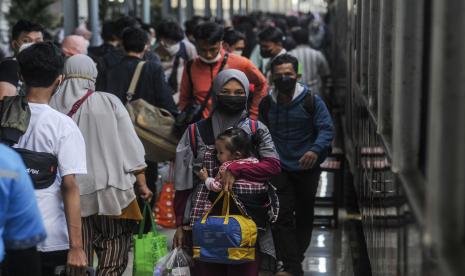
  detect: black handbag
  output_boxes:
[175,53,229,135]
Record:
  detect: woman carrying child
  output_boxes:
[173,69,281,276]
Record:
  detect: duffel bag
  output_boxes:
[192,191,257,264]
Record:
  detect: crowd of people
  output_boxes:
[0,11,333,276]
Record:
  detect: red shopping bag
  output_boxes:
[154,163,176,228]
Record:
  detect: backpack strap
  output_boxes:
[185,59,195,102]
[258,95,272,126]
[303,88,315,115]
[248,118,259,135]
[189,118,215,158]
[188,123,198,158]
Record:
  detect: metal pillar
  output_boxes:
[239,0,243,15]
[87,0,100,46]
[229,0,234,19]
[216,0,223,19]
[162,0,171,19]
[205,0,212,17]
[142,0,150,24]
[250,0,256,12]
[63,0,78,36]
[187,0,194,19]
[178,0,185,24]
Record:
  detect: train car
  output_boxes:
[325,0,465,275]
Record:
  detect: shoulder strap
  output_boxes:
[248,119,259,135]
[188,123,198,158]
[258,95,272,126]
[186,59,194,99]
[195,53,230,114]
[197,118,215,146]
[126,61,146,102]
[67,89,93,117]
[303,89,315,115]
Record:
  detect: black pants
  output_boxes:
[271,168,321,276]
[40,250,68,276]
[2,247,41,276]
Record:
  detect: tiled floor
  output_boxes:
[121,171,353,276]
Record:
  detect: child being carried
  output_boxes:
[197,127,265,192]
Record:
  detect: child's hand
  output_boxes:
[197,167,209,181]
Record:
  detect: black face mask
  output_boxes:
[274,75,297,95]
[260,48,273,58]
[216,95,247,114]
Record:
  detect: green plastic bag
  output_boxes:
[133,202,168,276]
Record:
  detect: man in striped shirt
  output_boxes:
[289,27,331,96]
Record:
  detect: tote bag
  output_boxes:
[133,202,168,276]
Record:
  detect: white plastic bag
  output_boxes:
[154,248,193,276]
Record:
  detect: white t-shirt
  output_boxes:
[14,103,87,252]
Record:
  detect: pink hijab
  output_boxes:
[62,35,89,56]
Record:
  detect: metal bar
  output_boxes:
[427,0,465,275]
[63,0,78,36]
[187,0,194,18]
[178,0,185,24]
[87,0,100,47]
[216,0,223,19]
[229,0,234,20]
[162,0,171,19]
[205,0,212,17]
[142,0,150,24]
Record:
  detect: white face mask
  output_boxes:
[165,43,180,56]
[233,50,243,56]
[19,42,35,53]
[199,51,222,64]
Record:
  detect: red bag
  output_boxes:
[154,163,176,228]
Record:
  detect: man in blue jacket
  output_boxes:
[259,54,334,276]
[0,144,46,275]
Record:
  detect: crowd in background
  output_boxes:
[0,10,334,276]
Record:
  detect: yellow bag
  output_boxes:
[192,191,257,264]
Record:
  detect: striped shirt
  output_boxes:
[289,45,331,87]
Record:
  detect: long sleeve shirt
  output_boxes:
[178,50,267,120]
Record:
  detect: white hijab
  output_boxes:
[50,54,146,216]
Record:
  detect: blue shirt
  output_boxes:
[0,144,46,261]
